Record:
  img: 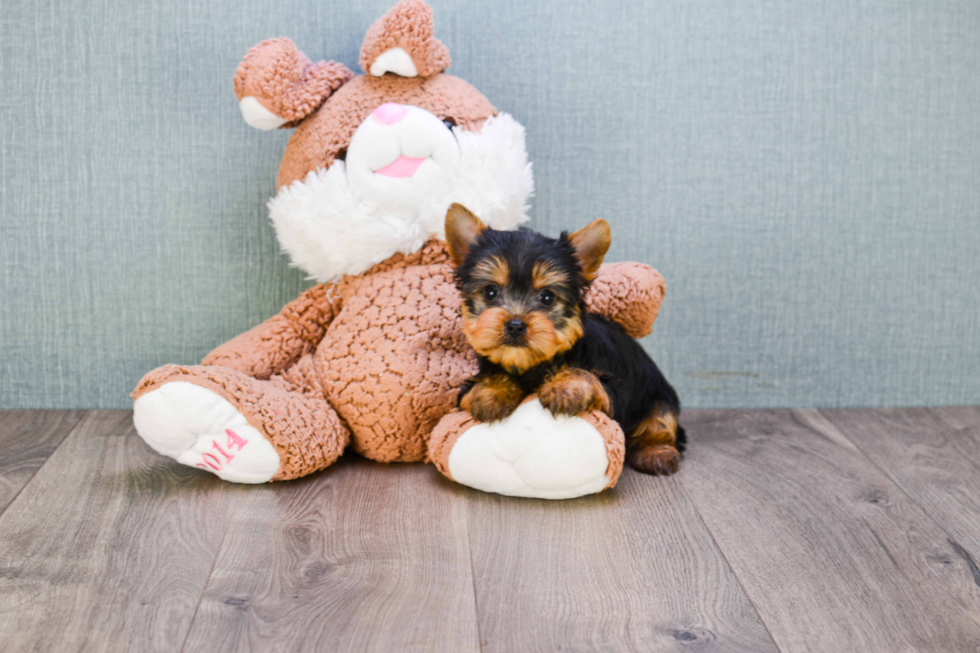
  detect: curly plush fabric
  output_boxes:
[202,283,342,379]
[133,240,661,481]
[233,38,353,125]
[269,113,532,284]
[578,410,626,488]
[359,0,451,77]
[276,74,496,189]
[319,241,477,461]
[132,357,350,481]
[132,1,669,497]
[584,262,666,339]
[231,4,493,189]
[427,408,470,478]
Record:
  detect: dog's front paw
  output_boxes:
[539,368,611,417]
[460,375,525,423]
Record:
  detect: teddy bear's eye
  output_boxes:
[483,285,499,302]
[539,289,556,307]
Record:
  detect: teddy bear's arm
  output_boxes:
[201,283,341,379]
[584,262,666,339]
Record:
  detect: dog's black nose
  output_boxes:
[505,318,527,339]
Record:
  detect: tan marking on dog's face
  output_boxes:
[461,305,583,374]
[548,312,583,357]
[473,256,510,288]
[531,261,570,290]
[461,305,509,356]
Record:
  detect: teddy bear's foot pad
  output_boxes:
[448,399,612,500]
[133,381,280,483]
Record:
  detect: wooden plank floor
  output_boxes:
[0,408,978,652]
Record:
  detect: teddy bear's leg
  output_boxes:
[428,397,625,500]
[132,355,349,483]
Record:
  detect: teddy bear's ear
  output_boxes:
[233,38,354,130]
[359,0,451,78]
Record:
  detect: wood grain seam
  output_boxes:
[813,408,980,590]
[179,492,251,653]
[0,410,88,520]
[947,540,980,588]
[927,407,980,472]
[787,409,861,454]
[671,472,783,651]
[462,492,485,653]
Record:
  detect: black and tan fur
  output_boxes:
[445,203,686,475]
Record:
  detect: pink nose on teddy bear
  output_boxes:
[372,103,407,125]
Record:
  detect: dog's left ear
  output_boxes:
[568,219,612,282]
[445,203,487,268]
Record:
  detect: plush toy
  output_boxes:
[132,0,666,499]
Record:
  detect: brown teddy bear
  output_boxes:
[132,0,666,499]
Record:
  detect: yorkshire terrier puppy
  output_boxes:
[445,203,686,475]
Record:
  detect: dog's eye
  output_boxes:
[539,289,556,306]
[483,285,499,302]
[443,118,456,130]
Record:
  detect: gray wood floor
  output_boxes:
[1,408,979,652]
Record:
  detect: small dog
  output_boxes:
[445,203,686,475]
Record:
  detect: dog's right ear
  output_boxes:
[445,203,487,268]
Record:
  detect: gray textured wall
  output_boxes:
[2,0,979,410]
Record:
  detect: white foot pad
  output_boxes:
[133,381,280,484]
[447,399,611,500]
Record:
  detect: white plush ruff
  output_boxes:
[133,382,280,484]
[447,399,611,500]
[268,112,534,283]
